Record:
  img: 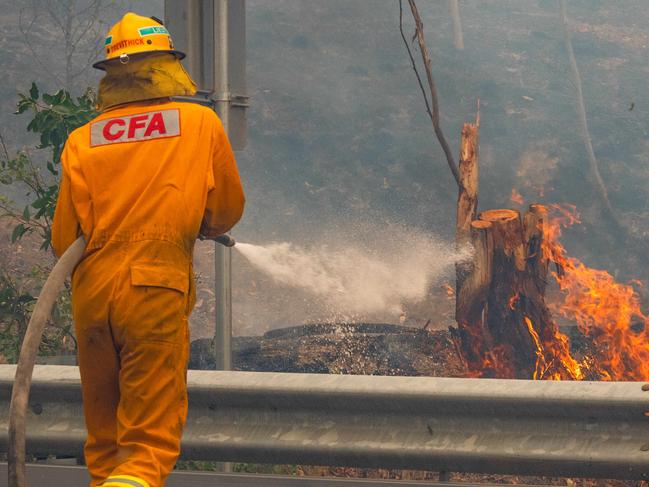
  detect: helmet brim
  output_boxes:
[92,49,186,70]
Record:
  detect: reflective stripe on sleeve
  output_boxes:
[101,475,150,487]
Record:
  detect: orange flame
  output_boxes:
[484,346,516,379]
[510,188,525,205]
[508,293,520,310]
[523,315,583,381]
[456,203,647,381]
[544,205,649,381]
[442,283,456,297]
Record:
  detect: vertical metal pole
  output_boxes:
[166,0,245,371]
[214,246,232,370]
[189,2,205,84]
[214,0,232,371]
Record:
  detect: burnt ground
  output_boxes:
[189,321,593,377]
[190,322,466,376]
[187,323,631,487]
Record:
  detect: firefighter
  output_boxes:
[51,12,245,487]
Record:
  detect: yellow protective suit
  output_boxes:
[51,97,245,487]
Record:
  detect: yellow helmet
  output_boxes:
[93,12,185,70]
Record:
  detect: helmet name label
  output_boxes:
[106,38,145,55]
[90,109,181,147]
[138,26,169,37]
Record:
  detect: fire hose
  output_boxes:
[7,233,236,487]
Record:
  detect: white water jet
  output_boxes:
[234,229,471,318]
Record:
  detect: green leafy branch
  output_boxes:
[0,83,97,249]
[0,270,35,363]
[0,83,96,362]
[0,264,76,363]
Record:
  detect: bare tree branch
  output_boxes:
[19,0,120,91]
[398,3,434,129]
[400,0,460,187]
[0,132,12,162]
[19,7,66,87]
[558,0,621,230]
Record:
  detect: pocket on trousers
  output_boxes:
[121,264,189,344]
[130,263,189,294]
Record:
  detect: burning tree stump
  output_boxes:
[478,208,546,378]
[450,111,580,379]
[453,206,580,379]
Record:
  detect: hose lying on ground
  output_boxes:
[8,236,86,487]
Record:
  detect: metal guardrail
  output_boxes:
[1,365,648,480]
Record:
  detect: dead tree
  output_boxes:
[452,122,575,379]
[448,0,464,50]
[455,114,480,328]
[396,0,576,379]
[455,121,479,248]
[18,0,120,91]
[453,118,487,370]
[454,205,580,379]
[558,0,623,233]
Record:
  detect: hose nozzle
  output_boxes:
[212,234,236,247]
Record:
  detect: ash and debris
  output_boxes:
[189,322,465,376]
[189,323,636,486]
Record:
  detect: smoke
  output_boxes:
[515,143,560,198]
[234,224,471,320]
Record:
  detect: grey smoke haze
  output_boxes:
[2,1,649,335]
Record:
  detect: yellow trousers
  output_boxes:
[72,242,193,487]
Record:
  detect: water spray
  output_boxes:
[233,232,472,321]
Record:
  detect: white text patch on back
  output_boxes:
[90,109,181,147]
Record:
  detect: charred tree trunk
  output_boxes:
[479,209,542,378]
[448,116,579,379]
[455,122,479,249]
[453,220,492,369]
[454,206,579,379]
[452,118,492,372]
